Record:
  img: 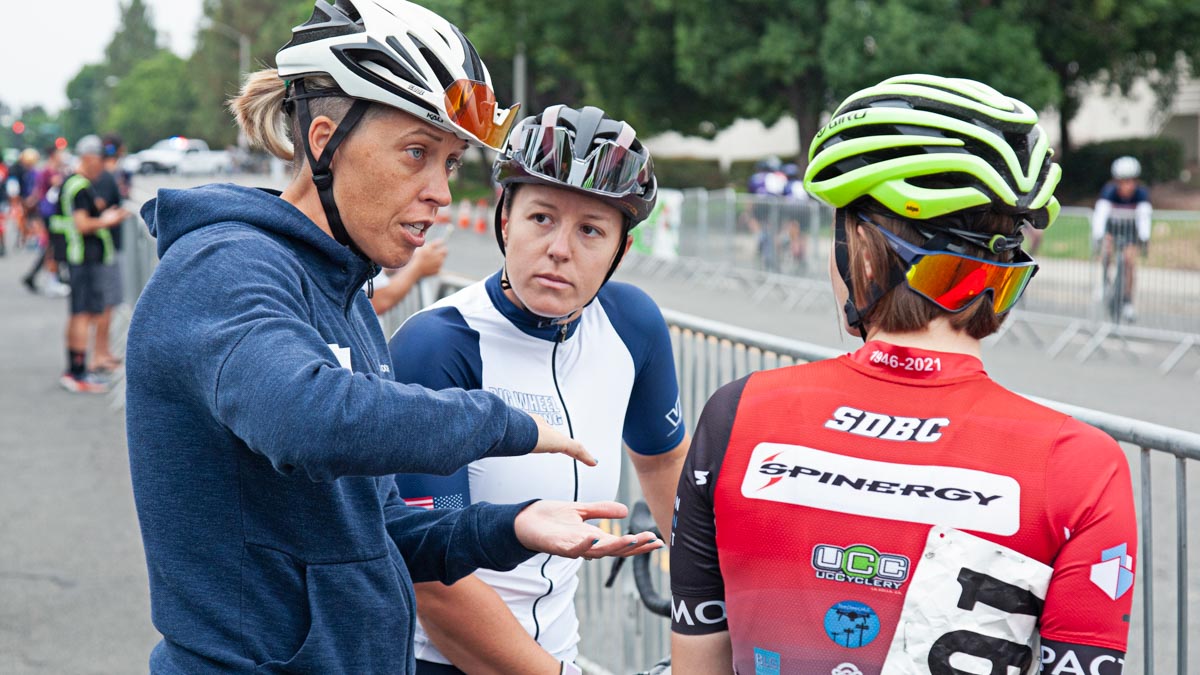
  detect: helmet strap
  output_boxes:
[835,210,904,342]
[600,217,633,286]
[293,79,373,262]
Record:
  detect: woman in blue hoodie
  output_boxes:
[125,2,660,673]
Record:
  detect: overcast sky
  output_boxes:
[1,0,204,113]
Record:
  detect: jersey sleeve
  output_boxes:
[670,376,747,636]
[1039,418,1137,653]
[388,306,483,508]
[597,282,686,455]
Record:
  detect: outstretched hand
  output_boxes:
[514,500,662,560]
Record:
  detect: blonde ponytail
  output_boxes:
[229,69,294,162]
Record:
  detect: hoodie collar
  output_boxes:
[141,184,376,304]
[484,270,582,342]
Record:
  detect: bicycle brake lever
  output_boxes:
[604,556,626,588]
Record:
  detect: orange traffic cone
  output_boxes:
[474,199,490,233]
[457,199,472,229]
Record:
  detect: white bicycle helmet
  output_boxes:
[277,0,518,151]
[273,0,517,261]
[1111,156,1141,180]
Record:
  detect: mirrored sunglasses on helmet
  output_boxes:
[864,215,1039,314]
[508,123,652,197]
[443,79,520,150]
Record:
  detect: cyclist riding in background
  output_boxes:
[389,105,690,675]
[670,74,1137,675]
[1091,155,1151,322]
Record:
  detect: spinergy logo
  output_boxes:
[1089,543,1135,600]
[812,543,909,590]
[742,443,1021,535]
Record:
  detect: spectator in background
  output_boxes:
[88,134,129,372]
[369,238,448,315]
[51,135,128,393]
[745,157,788,272]
[781,162,811,272]
[0,155,10,256]
[27,147,71,297]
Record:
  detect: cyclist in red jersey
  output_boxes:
[669,74,1137,675]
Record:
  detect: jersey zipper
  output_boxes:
[532,322,577,642]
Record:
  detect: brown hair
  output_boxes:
[228,69,376,173]
[843,208,1024,340]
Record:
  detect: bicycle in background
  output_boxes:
[1097,211,1143,324]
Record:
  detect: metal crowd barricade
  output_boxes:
[625,191,1200,373]
[125,220,1197,675]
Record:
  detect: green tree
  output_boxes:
[820,0,1058,110]
[62,64,111,142]
[1024,0,1200,156]
[671,0,832,162]
[420,0,734,185]
[187,0,311,146]
[106,51,198,150]
[105,0,160,78]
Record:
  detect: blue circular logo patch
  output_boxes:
[823,600,880,648]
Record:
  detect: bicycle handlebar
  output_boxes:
[625,501,672,618]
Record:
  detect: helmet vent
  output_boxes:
[332,0,362,23]
[418,45,454,88]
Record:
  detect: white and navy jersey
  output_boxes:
[1091,182,1152,243]
[388,271,686,664]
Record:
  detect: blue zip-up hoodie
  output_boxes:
[126,184,540,673]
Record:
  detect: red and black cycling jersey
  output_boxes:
[671,341,1136,675]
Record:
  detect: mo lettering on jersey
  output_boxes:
[486,386,564,426]
[741,443,1020,535]
[671,597,727,627]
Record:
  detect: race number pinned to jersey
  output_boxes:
[881,527,1052,675]
[327,343,353,370]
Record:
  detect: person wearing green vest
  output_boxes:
[50,134,128,393]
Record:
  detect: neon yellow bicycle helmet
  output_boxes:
[804,74,1061,229]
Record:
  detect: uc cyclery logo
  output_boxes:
[812,543,910,591]
[1089,543,1135,600]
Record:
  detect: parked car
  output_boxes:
[124,137,233,175]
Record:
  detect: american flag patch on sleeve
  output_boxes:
[403,494,467,510]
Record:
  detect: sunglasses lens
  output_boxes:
[581,141,651,195]
[444,80,520,150]
[904,252,1036,313]
[508,124,652,196]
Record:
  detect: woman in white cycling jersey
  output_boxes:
[389,105,690,674]
[670,75,1137,675]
